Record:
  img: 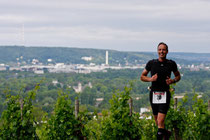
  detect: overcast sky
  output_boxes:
[0,0,210,53]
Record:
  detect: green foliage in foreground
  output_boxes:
[0,84,209,140]
[0,85,39,140]
[165,90,210,140]
[40,92,84,140]
[99,86,142,140]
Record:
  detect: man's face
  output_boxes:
[158,44,168,59]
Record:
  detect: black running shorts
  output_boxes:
[149,91,171,115]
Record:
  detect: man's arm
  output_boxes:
[173,71,181,83]
[140,69,158,82]
[166,71,181,85]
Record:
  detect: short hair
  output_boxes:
[158,42,168,51]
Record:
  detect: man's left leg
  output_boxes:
[157,113,166,128]
[157,113,166,140]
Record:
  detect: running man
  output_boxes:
[140,42,181,140]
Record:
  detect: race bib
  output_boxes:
[152,91,167,104]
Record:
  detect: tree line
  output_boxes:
[0,68,210,117]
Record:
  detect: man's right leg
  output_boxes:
[156,113,166,140]
[151,101,158,126]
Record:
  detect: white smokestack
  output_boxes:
[106,51,109,65]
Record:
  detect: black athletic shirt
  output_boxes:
[145,59,178,91]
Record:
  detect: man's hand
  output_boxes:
[166,76,174,85]
[151,73,158,82]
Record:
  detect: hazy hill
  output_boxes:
[0,46,210,65]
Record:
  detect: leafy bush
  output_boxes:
[0,85,39,140]
[183,94,210,139]
[100,86,143,140]
[165,90,210,140]
[41,92,84,139]
[141,118,157,140]
[0,83,209,140]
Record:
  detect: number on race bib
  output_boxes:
[152,91,167,104]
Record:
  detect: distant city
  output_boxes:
[0,50,210,74]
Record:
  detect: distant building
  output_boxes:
[10,67,21,71]
[55,63,65,68]
[90,63,95,66]
[139,107,151,119]
[47,59,53,62]
[81,56,93,61]
[78,69,91,74]
[52,80,59,86]
[34,70,44,74]
[88,82,92,88]
[32,59,39,65]
[95,98,104,107]
[135,97,141,100]
[73,82,93,93]
[73,82,83,93]
[140,108,150,115]
[51,80,64,87]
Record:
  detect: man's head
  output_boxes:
[157,42,168,60]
